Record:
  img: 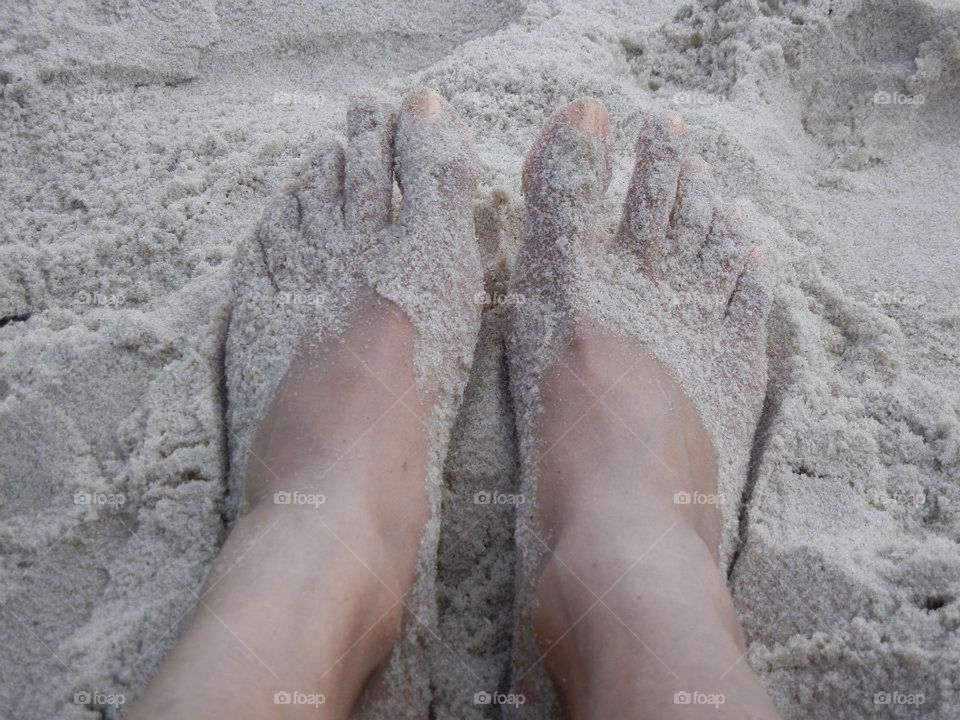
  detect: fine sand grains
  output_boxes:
[1,0,959,718]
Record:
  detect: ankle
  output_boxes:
[538,327,725,552]
[535,458,724,569]
[249,484,427,580]
[235,500,417,667]
[531,521,744,697]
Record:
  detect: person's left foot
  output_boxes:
[504,100,777,719]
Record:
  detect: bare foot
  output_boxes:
[506,101,778,719]
[227,90,482,512]
[130,89,482,720]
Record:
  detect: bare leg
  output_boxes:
[532,329,780,719]
[130,89,481,720]
[508,101,781,719]
[130,306,431,719]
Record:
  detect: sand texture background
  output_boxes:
[2,0,960,718]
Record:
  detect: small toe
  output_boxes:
[345,96,396,231]
[296,139,346,231]
[699,208,749,301]
[395,88,477,229]
[725,246,771,338]
[616,112,685,276]
[254,191,306,290]
[668,156,717,260]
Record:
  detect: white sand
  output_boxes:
[2,0,959,718]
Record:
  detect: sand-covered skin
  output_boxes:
[503,101,771,717]
[226,93,481,510]
[225,90,483,718]
[2,0,960,718]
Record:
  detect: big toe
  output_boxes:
[516,99,612,294]
[394,89,477,230]
[522,99,612,220]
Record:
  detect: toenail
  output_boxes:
[403,89,445,122]
[566,99,609,138]
[683,156,711,176]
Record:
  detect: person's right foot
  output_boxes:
[506,101,779,719]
